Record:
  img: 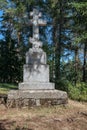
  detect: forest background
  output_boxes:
[0,0,87,101]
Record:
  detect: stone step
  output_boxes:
[7,90,68,108]
[8,89,68,100]
[19,82,55,90]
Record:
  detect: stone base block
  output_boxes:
[19,82,55,90]
[23,64,49,82]
[7,90,68,108]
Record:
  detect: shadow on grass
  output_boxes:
[0,119,16,130]
[0,119,33,130]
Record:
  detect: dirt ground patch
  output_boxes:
[0,100,87,130]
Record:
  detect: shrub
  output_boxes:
[68,82,87,101]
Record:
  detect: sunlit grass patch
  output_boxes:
[0,83,18,94]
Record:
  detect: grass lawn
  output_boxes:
[0,84,87,130]
[0,83,18,94]
[0,100,87,130]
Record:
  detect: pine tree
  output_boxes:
[71,1,87,82]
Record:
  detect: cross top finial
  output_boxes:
[29,7,47,48]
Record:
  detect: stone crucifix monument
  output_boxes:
[7,7,68,107]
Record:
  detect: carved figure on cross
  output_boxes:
[29,8,47,48]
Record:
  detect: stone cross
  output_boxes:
[29,8,47,48]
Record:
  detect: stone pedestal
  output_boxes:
[7,8,68,108]
[19,48,55,90]
[7,90,68,108]
[7,48,68,108]
[19,82,54,90]
[23,64,49,83]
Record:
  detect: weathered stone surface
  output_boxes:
[7,98,68,108]
[7,90,68,108]
[23,64,49,82]
[8,90,67,100]
[19,82,55,90]
[0,94,7,106]
[29,8,47,45]
[20,7,50,88]
[26,48,47,64]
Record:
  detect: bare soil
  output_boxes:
[0,100,87,130]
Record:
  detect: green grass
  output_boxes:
[0,83,18,94]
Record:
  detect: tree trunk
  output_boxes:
[74,48,79,85]
[83,43,87,82]
[53,1,63,85]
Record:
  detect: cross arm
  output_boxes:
[38,19,47,26]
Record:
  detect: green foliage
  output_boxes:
[0,83,17,94]
[55,79,69,92]
[55,79,87,101]
[0,38,24,83]
[71,1,87,42]
[61,60,82,84]
[72,2,87,16]
[0,0,7,9]
[68,82,87,101]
